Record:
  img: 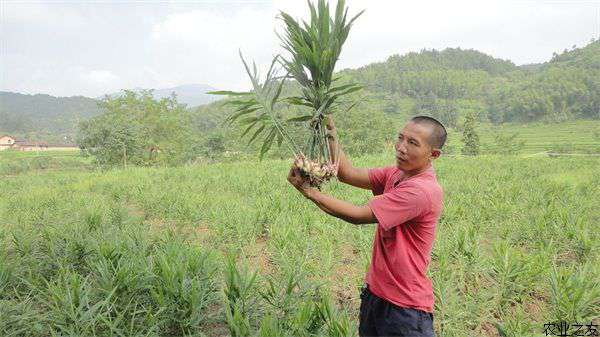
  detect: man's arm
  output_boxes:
[326,117,372,190]
[288,167,377,225]
[304,188,377,225]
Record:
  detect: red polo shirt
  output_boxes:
[366,164,443,313]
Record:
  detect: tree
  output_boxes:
[77,90,197,167]
[205,133,226,159]
[411,92,458,127]
[383,98,399,114]
[461,112,480,155]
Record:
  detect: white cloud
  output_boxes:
[83,70,119,85]
[148,6,282,91]
[0,0,598,97]
[1,2,87,28]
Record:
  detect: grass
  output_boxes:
[444,120,600,154]
[0,150,92,176]
[1,150,599,336]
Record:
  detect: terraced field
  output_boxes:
[445,120,600,154]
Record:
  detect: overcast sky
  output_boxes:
[1,0,599,98]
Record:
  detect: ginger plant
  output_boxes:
[211,0,363,188]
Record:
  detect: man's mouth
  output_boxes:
[396,156,407,162]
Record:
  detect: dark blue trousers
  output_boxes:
[359,285,436,337]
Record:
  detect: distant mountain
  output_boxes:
[0,84,220,141]
[2,41,598,143]
[104,84,221,108]
[343,41,598,121]
[0,91,104,141]
[339,47,519,97]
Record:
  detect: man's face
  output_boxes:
[395,122,438,172]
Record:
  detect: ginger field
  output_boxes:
[1,154,599,336]
[441,120,600,155]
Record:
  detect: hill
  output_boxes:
[1,41,598,148]
[547,40,600,69]
[104,83,220,107]
[190,41,598,158]
[0,84,221,142]
[0,91,104,142]
[338,40,599,124]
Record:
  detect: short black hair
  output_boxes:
[409,116,447,149]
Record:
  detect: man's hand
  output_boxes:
[325,115,338,166]
[323,116,371,190]
[325,116,337,142]
[287,166,313,198]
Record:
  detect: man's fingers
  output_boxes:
[289,166,301,179]
[326,116,335,130]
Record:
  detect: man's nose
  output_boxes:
[395,141,406,154]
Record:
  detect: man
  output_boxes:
[287,115,446,337]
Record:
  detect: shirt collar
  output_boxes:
[393,164,435,186]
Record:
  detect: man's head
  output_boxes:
[395,116,447,173]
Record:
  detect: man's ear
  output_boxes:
[431,149,441,159]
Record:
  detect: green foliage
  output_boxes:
[202,41,599,162]
[0,152,91,176]
[0,91,103,142]
[207,41,599,148]
[150,241,219,334]
[344,48,516,98]
[278,0,364,163]
[411,92,459,127]
[1,154,599,335]
[0,110,34,134]
[469,120,600,154]
[342,41,600,124]
[77,90,198,167]
[278,0,363,116]
[461,112,480,155]
[549,263,600,322]
[549,38,600,68]
[489,241,535,309]
[486,131,525,155]
[42,269,109,336]
[213,0,364,164]
[223,255,355,336]
[210,54,298,160]
[334,98,397,155]
[204,132,226,159]
[2,42,600,149]
[314,295,353,337]
[223,255,259,336]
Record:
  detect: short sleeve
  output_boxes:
[367,183,429,231]
[368,166,391,196]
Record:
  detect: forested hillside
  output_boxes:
[0,84,217,142]
[0,92,104,142]
[339,40,599,125]
[190,40,599,157]
[2,40,598,149]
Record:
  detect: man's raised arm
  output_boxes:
[326,117,372,190]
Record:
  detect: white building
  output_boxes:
[0,135,78,151]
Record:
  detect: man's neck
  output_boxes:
[402,163,432,179]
